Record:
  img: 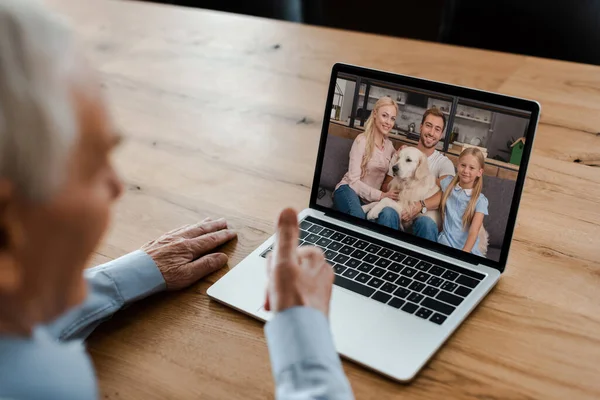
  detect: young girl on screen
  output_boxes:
[438,148,489,256]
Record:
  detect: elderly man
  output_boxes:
[0,1,354,399]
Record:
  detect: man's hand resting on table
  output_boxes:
[264,208,334,317]
[142,217,237,290]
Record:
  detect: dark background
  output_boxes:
[145,0,600,66]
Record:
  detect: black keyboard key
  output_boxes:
[422,297,456,315]
[415,261,432,271]
[350,249,367,260]
[333,264,346,275]
[389,252,406,263]
[408,292,424,304]
[441,281,458,292]
[422,286,440,297]
[357,263,374,273]
[316,237,332,247]
[365,244,382,254]
[401,267,417,278]
[383,271,399,282]
[345,258,361,269]
[330,232,345,242]
[396,277,412,287]
[300,230,309,239]
[370,267,385,277]
[416,307,433,319]
[367,277,384,288]
[342,269,358,279]
[393,287,411,298]
[308,225,323,234]
[442,270,459,281]
[299,241,311,246]
[456,275,480,288]
[319,228,335,238]
[339,245,355,255]
[333,254,349,264]
[334,275,375,297]
[327,242,343,251]
[354,240,369,250]
[363,254,379,264]
[356,273,371,284]
[299,221,312,230]
[342,236,357,246]
[455,285,473,297]
[415,272,431,282]
[388,297,405,309]
[372,291,392,303]
[436,291,463,307]
[403,256,419,267]
[429,266,445,276]
[324,250,337,261]
[381,282,398,293]
[401,302,419,314]
[297,240,305,247]
[388,262,403,273]
[375,258,391,268]
[377,248,394,258]
[409,281,426,292]
[305,234,320,243]
[427,277,444,287]
[430,313,447,325]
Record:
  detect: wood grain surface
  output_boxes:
[45,0,600,398]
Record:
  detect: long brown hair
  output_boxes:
[359,96,398,178]
[440,148,485,230]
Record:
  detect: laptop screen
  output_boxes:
[312,64,538,268]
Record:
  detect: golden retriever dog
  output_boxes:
[362,147,441,231]
[362,147,489,256]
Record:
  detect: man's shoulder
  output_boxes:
[0,328,97,399]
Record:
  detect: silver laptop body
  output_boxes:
[208,63,540,382]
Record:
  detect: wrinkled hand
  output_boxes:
[142,217,237,290]
[401,202,421,222]
[381,189,400,201]
[264,209,334,317]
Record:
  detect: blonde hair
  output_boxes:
[440,148,485,230]
[359,96,398,178]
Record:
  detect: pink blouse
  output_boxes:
[335,134,396,202]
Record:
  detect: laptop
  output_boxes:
[208,63,540,382]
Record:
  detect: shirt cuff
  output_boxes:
[265,307,341,377]
[93,250,166,305]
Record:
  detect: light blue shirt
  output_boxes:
[438,176,489,256]
[0,251,354,399]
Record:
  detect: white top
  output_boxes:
[388,149,456,179]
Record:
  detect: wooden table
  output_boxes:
[46,0,600,398]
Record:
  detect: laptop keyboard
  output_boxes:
[260,216,485,326]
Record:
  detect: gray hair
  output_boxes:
[0,0,81,202]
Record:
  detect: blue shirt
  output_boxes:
[0,251,354,399]
[438,176,489,256]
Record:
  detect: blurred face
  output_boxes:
[419,114,445,149]
[374,105,397,135]
[0,82,123,332]
[457,154,483,187]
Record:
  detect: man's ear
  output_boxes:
[0,180,24,293]
[414,154,430,181]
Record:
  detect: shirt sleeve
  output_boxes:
[265,307,355,400]
[440,175,453,192]
[438,156,456,178]
[345,136,383,202]
[476,194,489,216]
[44,250,166,341]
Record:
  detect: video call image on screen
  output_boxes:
[317,73,531,262]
